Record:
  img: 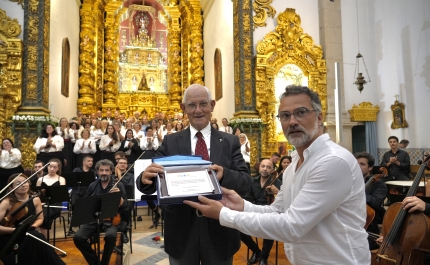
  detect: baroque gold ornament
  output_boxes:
[253,0,276,29]
[0,8,23,140]
[255,8,326,157]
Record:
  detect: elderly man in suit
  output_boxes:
[136,84,251,265]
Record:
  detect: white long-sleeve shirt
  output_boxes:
[219,134,370,265]
[73,138,97,154]
[56,127,75,142]
[0,148,22,169]
[140,136,159,151]
[99,135,120,152]
[240,142,250,163]
[91,129,105,140]
[33,135,64,154]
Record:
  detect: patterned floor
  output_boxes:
[129,231,169,265]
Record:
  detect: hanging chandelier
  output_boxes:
[353,0,371,93]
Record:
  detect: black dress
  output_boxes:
[40,176,63,229]
[119,138,141,165]
[0,199,65,265]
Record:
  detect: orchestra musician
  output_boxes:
[355,152,387,250]
[0,173,65,265]
[73,159,127,265]
[241,159,282,265]
[35,158,66,239]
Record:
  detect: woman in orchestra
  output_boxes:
[0,138,24,197]
[239,133,251,172]
[56,117,75,172]
[0,173,65,265]
[73,129,97,168]
[99,125,121,165]
[119,129,141,165]
[33,124,65,171]
[277,155,292,177]
[35,158,66,239]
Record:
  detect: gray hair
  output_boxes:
[182,84,213,104]
[95,159,114,172]
[279,85,322,114]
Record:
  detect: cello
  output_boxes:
[365,167,388,229]
[371,155,430,265]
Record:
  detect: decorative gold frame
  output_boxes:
[61,37,70,97]
[390,100,408,129]
[255,8,327,157]
[348,102,380,122]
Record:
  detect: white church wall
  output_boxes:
[203,0,235,122]
[342,0,430,149]
[1,1,24,39]
[48,0,80,120]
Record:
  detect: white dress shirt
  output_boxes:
[33,135,65,154]
[99,135,121,152]
[219,134,370,265]
[240,142,250,163]
[91,129,104,140]
[73,138,97,154]
[0,148,22,169]
[189,123,211,157]
[140,136,159,150]
[56,127,75,142]
[219,126,233,134]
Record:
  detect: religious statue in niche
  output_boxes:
[390,95,408,129]
[137,73,149,91]
[131,76,138,91]
[134,12,152,47]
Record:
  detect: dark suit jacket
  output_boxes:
[136,127,251,259]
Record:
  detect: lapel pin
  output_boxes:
[219,139,223,142]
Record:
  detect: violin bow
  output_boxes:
[0,163,50,202]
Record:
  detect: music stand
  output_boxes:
[63,172,95,233]
[0,212,42,264]
[31,185,69,242]
[71,192,121,265]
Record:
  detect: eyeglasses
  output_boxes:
[185,101,209,111]
[277,107,317,122]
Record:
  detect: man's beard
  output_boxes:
[286,120,320,147]
[100,175,110,182]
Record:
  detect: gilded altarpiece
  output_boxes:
[77,0,205,118]
[0,9,23,139]
[255,8,327,157]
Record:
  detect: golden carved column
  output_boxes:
[102,1,121,108]
[188,0,204,85]
[179,2,190,90]
[94,0,105,112]
[165,5,182,110]
[77,0,97,113]
[18,0,51,115]
[0,9,23,139]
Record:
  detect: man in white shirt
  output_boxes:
[218,118,233,134]
[184,85,370,265]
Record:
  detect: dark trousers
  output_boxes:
[240,232,274,260]
[73,222,122,265]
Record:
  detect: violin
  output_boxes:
[263,169,284,204]
[364,167,388,229]
[1,192,40,228]
[371,156,430,264]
